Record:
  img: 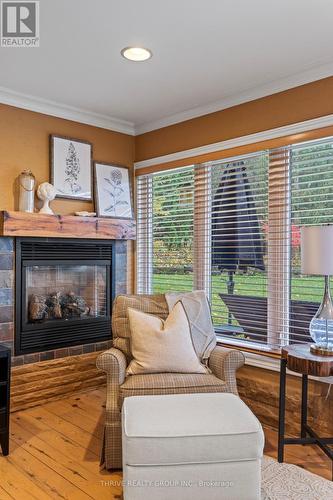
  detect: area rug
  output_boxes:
[261,456,333,499]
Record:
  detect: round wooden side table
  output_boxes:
[278,344,333,479]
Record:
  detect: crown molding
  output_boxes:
[1,61,333,138]
[134,113,333,170]
[135,61,333,135]
[0,86,135,135]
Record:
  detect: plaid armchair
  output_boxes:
[96,294,245,470]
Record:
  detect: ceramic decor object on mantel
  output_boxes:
[74,211,96,217]
[18,170,36,213]
[37,182,57,214]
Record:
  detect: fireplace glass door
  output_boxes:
[16,238,114,355]
[23,261,110,327]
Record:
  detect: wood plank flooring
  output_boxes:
[0,388,331,499]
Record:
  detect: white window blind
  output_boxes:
[137,167,195,294]
[290,138,333,344]
[136,176,153,294]
[209,154,268,346]
[136,136,333,350]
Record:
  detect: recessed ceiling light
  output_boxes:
[121,47,152,62]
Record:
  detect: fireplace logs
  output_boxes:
[60,292,91,319]
[29,291,92,322]
[29,294,49,321]
[47,292,62,319]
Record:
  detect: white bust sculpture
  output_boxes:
[37,182,57,214]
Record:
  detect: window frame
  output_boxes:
[135,136,333,354]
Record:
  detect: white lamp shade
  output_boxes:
[301,225,333,275]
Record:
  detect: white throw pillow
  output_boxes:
[126,301,208,375]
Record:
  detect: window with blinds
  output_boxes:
[136,135,333,350]
[290,138,333,344]
[209,154,268,345]
[136,167,195,295]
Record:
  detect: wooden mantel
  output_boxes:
[0,211,136,240]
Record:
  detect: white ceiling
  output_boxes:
[1,0,333,135]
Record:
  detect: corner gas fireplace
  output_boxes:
[15,238,114,355]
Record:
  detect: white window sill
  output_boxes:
[242,349,333,385]
[243,351,280,371]
[216,335,333,384]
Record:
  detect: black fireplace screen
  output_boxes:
[15,238,114,355]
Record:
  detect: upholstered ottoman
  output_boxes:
[122,393,264,500]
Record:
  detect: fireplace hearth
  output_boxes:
[15,238,114,355]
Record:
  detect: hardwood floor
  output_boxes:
[0,388,331,499]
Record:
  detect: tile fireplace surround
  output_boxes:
[0,236,128,366]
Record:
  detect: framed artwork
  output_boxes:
[50,135,93,201]
[94,162,133,219]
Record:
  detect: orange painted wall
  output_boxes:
[3,76,333,210]
[0,104,134,214]
[135,76,333,162]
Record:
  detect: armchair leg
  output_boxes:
[101,421,123,470]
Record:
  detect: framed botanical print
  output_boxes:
[50,135,93,201]
[94,162,133,219]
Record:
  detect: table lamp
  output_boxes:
[301,225,333,355]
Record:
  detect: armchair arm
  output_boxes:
[96,348,127,418]
[96,347,127,384]
[209,346,245,395]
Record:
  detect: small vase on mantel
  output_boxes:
[18,170,36,213]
